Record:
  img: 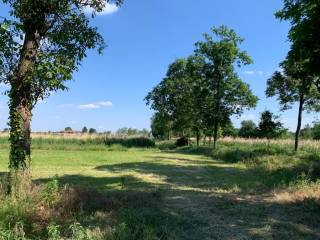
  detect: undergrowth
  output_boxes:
[0,176,176,240]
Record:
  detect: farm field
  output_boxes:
[0,139,319,239]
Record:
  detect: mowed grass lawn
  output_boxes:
[0,144,320,239]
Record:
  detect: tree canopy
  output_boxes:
[276,0,320,91]
[146,26,258,147]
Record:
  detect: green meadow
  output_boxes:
[0,138,319,239]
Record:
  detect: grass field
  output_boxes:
[0,138,320,239]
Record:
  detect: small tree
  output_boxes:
[313,121,320,140]
[238,120,257,138]
[82,126,88,134]
[64,127,73,133]
[221,120,238,137]
[257,111,285,139]
[89,128,97,135]
[267,50,320,151]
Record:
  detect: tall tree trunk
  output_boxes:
[213,75,221,150]
[295,95,304,152]
[9,90,32,170]
[196,130,200,147]
[8,30,40,171]
[213,122,219,149]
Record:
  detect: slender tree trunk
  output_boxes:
[295,95,304,152]
[8,30,40,171]
[196,130,200,147]
[213,75,221,150]
[213,123,219,149]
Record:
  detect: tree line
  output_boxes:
[146,1,320,151]
[146,26,258,148]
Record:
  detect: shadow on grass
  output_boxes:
[35,174,189,239]
[95,160,266,193]
[36,174,156,192]
[34,173,320,239]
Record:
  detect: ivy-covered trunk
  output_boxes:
[8,30,39,171]
[9,87,32,170]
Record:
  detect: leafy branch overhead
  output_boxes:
[0,0,122,106]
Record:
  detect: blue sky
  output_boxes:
[0,0,319,132]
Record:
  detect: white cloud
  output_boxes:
[243,71,255,75]
[99,101,113,107]
[84,3,118,16]
[243,70,264,76]
[240,114,256,121]
[78,104,100,110]
[78,101,113,110]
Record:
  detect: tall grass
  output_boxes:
[0,134,155,150]
[0,177,176,240]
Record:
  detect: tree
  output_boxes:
[238,120,257,138]
[276,0,320,92]
[146,57,204,143]
[0,0,122,171]
[266,60,320,151]
[64,127,72,132]
[82,126,88,134]
[300,124,313,139]
[116,127,128,136]
[313,121,320,140]
[221,120,238,137]
[150,112,171,140]
[257,111,286,139]
[89,128,97,134]
[195,26,258,148]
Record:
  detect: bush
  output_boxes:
[156,140,176,150]
[104,137,155,148]
[175,137,188,147]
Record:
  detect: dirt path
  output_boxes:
[151,152,320,240]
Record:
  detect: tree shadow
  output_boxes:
[36,174,156,192]
[90,156,320,239]
[32,173,320,239]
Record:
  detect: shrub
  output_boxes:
[175,137,188,147]
[104,137,155,148]
[156,140,176,150]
